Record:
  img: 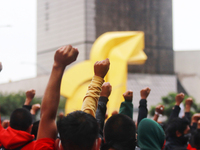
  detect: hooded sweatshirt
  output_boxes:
[0,125,35,150]
[138,118,165,150]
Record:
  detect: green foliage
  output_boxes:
[58,96,66,112]
[149,92,200,120]
[0,91,67,119]
[0,91,41,117]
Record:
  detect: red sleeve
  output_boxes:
[34,138,55,150]
[187,144,196,150]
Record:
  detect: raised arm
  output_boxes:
[184,97,193,122]
[37,45,79,140]
[23,89,36,111]
[137,87,151,126]
[119,90,133,119]
[96,82,112,138]
[153,105,164,122]
[81,58,110,117]
[168,93,184,122]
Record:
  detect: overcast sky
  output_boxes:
[0,0,200,84]
[0,0,36,83]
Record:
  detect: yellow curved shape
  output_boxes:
[60,60,93,98]
[61,31,147,115]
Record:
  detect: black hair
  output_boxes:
[102,114,136,150]
[10,108,32,131]
[165,118,189,138]
[57,111,99,150]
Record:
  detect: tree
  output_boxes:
[149,92,200,120]
[0,91,67,119]
[0,91,41,118]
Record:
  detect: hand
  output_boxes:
[0,62,2,72]
[26,89,36,100]
[2,119,10,129]
[94,58,110,78]
[175,93,184,106]
[185,98,193,106]
[192,113,200,123]
[155,105,164,115]
[30,103,41,115]
[100,82,112,98]
[140,87,151,99]
[24,89,36,105]
[54,45,79,68]
[123,90,133,102]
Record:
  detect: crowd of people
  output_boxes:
[0,45,200,150]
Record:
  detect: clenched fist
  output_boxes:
[155,105,164,115]
[54,45,79,68]
[123,90,133,102]
[175,93,184,106]
[140,87,151,99]
[100,82,112,98]
[94,58,110,78]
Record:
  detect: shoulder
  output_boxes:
[33,138,55,150]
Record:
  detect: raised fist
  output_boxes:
[155,105,164,115]
[185,98,193,106]
[140,87,151,99]
[100,82,112,98]
[30,103,41,115]
[94,58,110,78]
[54,45,79,68]
[123,90,133,102]
[175,93,185,106]
[192,113,200,123]
[26,89,36,100]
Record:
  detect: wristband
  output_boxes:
[155,111,162,116]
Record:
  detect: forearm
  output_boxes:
[153,114,159,122]
[168,105,180,122]
[37,65,65,140]
[24,98,32,105]
[81,75,104,117]
[119,100,133,119]
[40,65,64,120]
[96,96,108,138]
[137,99,147,126]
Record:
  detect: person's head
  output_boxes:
[165,118,190,138]
[137,118,165,150]
[10,108,33,133]
[102,114,136,150]
[57,111,100,150]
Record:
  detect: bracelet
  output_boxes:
[155,111,162,116]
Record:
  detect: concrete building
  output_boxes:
[175,50,200,102]
[0,0,176,113]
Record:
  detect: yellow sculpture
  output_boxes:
[61,31,147,116]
